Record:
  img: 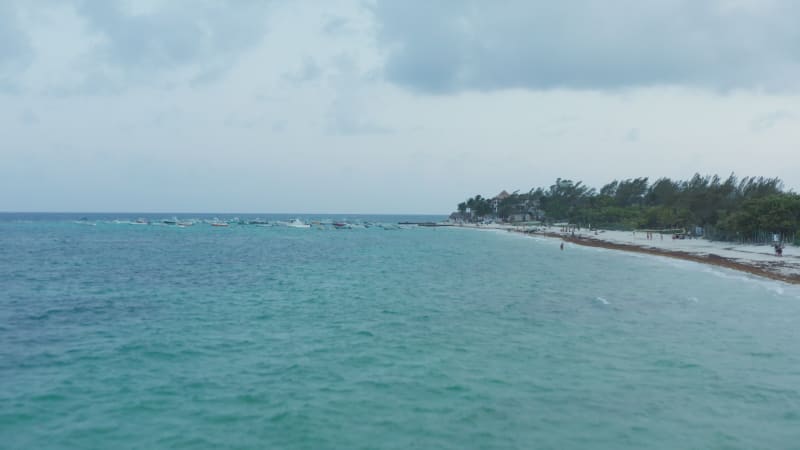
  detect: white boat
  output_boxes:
[285,218,310,229]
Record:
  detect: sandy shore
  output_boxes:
[457,224,800,284]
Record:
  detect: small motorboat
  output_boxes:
[286,219,310,229]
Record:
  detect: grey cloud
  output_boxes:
[327,93,392,135]
[28,0,274,92]
[371,0,800,93]
[271,120,287,132]
[75,1,270,69]
[0,3,30,63]
[44,69,127,97]
[323,16,350,35]
[0,2,32,92]
[323,51,391,135]
[750,110,796,132]
[283,58,323,83]
[224,111,260,129]
[18,109,40,125]
[328,114,392,135]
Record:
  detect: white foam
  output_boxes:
[700,266,800,297]
[769,285,785,295]
[595,296,610,305]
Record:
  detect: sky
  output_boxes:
[1,0,799,214]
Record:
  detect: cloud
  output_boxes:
[18,108,39,125]
[322,52,392,135]
[74,1,272,84]
[327,113,392,135]
[371,0,800,93]
[1,0,274,94]
[283,57,323,83]
[326,84,393,135]
[322,16,350,35]
[750,110,796,131]
[0,2,33,92]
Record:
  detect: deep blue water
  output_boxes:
[2,214,800,449]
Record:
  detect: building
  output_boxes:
[492,190,511,214]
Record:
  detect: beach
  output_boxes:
[458,223,800,284]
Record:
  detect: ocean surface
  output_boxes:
[2,213,800,449]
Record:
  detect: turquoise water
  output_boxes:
[2,214,800,449]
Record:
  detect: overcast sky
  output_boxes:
[1,0,798,214]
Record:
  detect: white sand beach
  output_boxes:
[457,223,800,283]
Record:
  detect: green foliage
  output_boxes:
[455,174,800,241]
[716,194,800,239]
[464,195,493,218]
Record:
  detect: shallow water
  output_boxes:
[2,215,800,449]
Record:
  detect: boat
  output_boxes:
[285,219,310,229]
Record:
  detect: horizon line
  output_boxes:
[0,211,448,216]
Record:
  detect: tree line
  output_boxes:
[456,174,800,243]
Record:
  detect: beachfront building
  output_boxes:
[492,190,511,214]
[452,189,545,223]
[557,179,574,189]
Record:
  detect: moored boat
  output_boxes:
[286,218,311,229]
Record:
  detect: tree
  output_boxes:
[455,174,798,239]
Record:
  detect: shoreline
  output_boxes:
[553,232,800,285]
[457,224,800,285]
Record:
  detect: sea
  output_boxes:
[2,213,800,449]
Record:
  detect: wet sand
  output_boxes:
[548,232,800,285]
[457,223,800,285]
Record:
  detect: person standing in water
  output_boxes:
[560,242,564,251]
